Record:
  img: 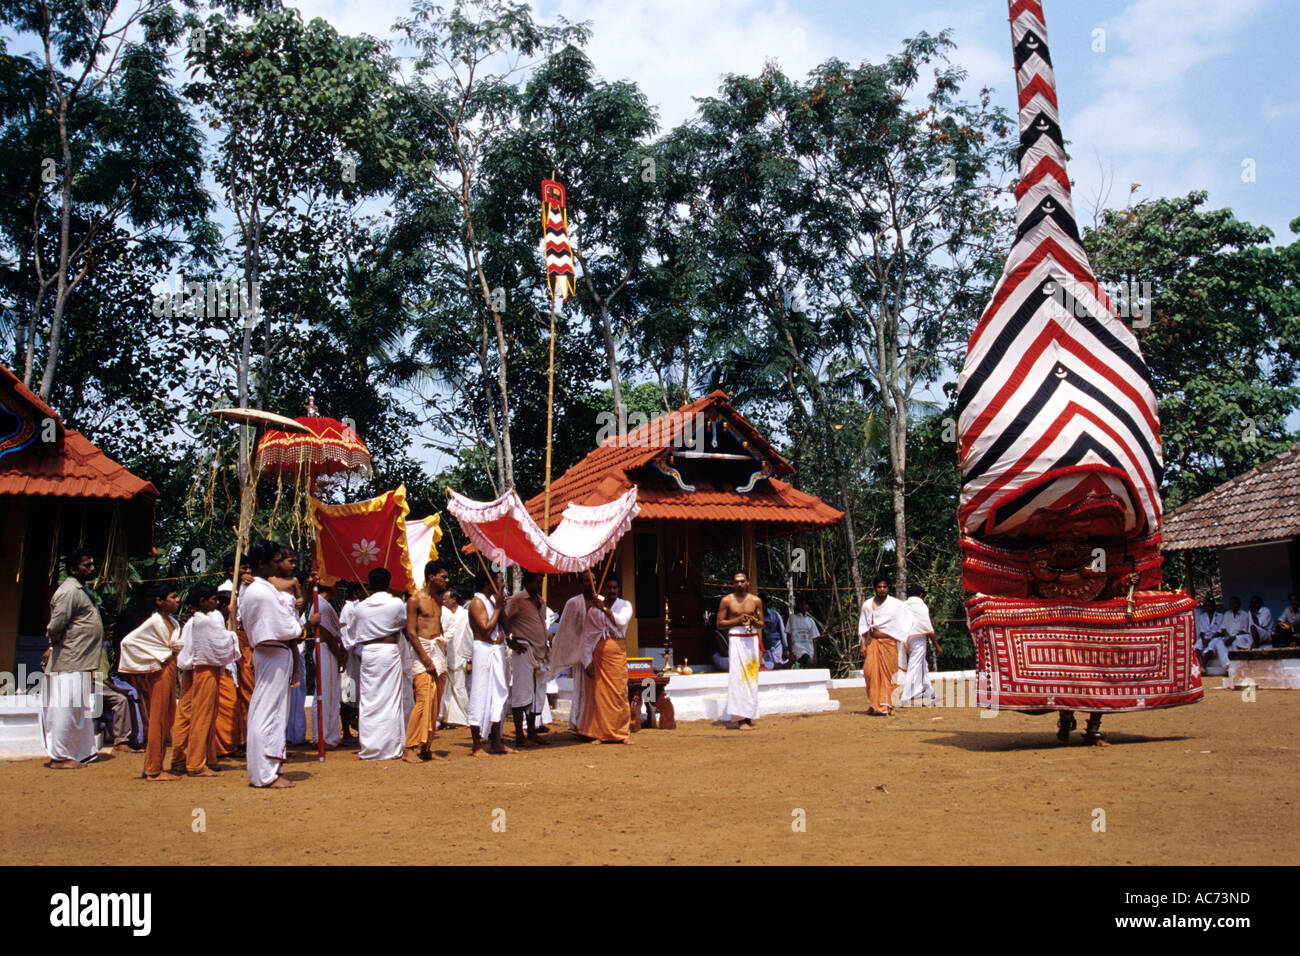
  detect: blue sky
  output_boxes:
[297,0,1300,243]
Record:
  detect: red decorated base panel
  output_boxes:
[967,592,1204,713]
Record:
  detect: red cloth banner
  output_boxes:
[309,485,414,592]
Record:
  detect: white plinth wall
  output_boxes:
[556,668,840,722]
[0,696,48,759]
[1223,657,1300,690]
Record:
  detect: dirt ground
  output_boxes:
[3,684,1297,866]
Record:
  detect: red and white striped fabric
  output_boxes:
[958,1,1201,715]
[958,0,1162,544]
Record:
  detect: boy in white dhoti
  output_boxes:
[238,541,312,788]
[349,568,411,761]
[717,572,763,729]
[440,586,472,727]
[467,568,512,756]
[310,581,346,749]
[901,584,942,705]
[41,548,104,770]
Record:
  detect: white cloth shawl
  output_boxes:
[858,595,913,642]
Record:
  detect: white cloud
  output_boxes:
[1071,0,1268,156]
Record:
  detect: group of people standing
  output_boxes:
[41,539,649,785]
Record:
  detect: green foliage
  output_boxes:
[1085,192,1300,509]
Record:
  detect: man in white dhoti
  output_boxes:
[717,571,763,729]
[901,584,942,705]
[467,568,511,756]
[239,541,311,788]
[347,568,410,761]
[504,570,551,748]
[41,548,104,770]
[551,584,592,732]
[310,582,345,748]
[338,583,362,744]
[1248,595,1274,649]
[857,575,913,716]
[440,586,472,727]
[1204,595,1252,674]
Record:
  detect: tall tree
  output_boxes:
[393,0,586,495]
[0,0,213,398]
[183,6,405,476]
[803,35,1014,592]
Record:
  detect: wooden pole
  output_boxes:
[542,290,557,605]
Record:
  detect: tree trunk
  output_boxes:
[38,90,75,402]
[597,300,623,427]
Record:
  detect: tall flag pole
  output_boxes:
[542,177,575,603]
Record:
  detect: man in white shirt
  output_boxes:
[1204,595,1251,674]
[858,576,912,716]
[1248,595,1274,649]
[786,597,821,668]
[1194,594,1222,664]
[1274,592,1300,647]
[348,567,417,761]
[239,541,313,788]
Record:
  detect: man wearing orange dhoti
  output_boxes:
[858,575,913,716]
[577,571,633,745]
[172,584,241,775]
[404,561,450,762]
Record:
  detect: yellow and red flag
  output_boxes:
[308,485,414,592]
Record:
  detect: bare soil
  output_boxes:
[3,685,1296,865]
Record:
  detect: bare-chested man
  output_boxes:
[717,571,763,729]
[403,560,449,763]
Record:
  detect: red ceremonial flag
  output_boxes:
[542,178,575,300]
[308,485,415,593]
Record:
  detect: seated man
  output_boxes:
[1193,593,1221,665]
[760,605,788,670]
[1203,595,1251,674]
[786,597,821,668]
[710,628,729,673]
[1248,595,1274,650]
[1274,592,1300,647]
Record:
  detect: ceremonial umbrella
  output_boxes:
[253,399,373,759]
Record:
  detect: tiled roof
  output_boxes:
[524,390,842,530]
[0,365,158,501]
[1160,444,1300,551]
